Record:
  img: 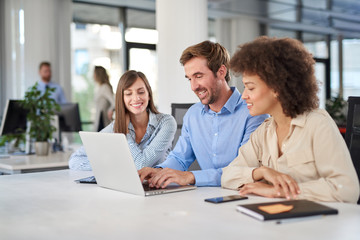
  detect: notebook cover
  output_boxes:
[236,199,338,221]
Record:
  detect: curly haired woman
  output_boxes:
[221,36,359,203]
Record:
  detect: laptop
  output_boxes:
[78,131,196,196]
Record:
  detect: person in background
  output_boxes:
[36,61,67,104]
[93,66,115,132]
[69,70,177,170]
[221,36,359,203]
[138,40,268,188]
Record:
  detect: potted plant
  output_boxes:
[21,83,60,155]
[325,96,348,127]
[0,133,26,153]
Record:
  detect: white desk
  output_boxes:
[0,170,359,240]
[0,151,72,174]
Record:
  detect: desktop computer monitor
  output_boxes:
[56,103,82,132]
[0,100,28,136]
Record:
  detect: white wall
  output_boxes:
[156,0,208,114]
[215,16,261,92]
[1,0,72,110]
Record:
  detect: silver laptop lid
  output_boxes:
[79,131,145,196]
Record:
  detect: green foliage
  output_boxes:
[325,97,348,126]
[21,83,61,141]
[0,133,25,147]
[72,63,95,126]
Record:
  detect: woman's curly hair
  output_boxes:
[230,36,319,118]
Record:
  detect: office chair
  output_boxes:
[345,96,360,204]
[171,103,200,171]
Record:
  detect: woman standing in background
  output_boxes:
[93,66,115,132]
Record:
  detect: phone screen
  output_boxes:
[204,195,248,203]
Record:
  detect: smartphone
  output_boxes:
[74,176,97,184]
[204,195,248,204]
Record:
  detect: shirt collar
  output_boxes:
[37,81,46,88]
[201,87,240,115]
[265,111,308,130]
[290,111,308,128]
[148,110,158,128]
[38,80,53,88]
[128,110,157,131]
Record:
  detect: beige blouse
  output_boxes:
[93,83,115,131]
[221,109,360,203]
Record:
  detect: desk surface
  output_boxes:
[1,170,359,240]
[0,151,72,174]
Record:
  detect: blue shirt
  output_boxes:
[68,111,177,170]
[37,81,67,104]
[157,87,268,187]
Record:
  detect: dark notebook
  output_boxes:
[237,199,338,221]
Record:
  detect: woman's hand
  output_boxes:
[252,166,300,199]
[239,182,285,198]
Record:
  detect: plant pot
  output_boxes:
[35,141,49,156]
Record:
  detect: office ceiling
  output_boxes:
[73,0,360,38]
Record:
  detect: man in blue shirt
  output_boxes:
[138,41,267,187]
[37,61,67,104]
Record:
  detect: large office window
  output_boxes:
[125,28,158,104]
[71,22,123,130]
[71,3,124,130]
[71,4,159,128]
[125,9,158,105]
[333,39,360,99]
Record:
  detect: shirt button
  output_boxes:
[214,133,218,136]
[213,153,216,157]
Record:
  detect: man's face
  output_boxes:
[184,57,221,105]
[39,65,51,83]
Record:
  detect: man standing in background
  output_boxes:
[36,61,67,104]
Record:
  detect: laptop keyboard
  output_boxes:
[142,183,162,191]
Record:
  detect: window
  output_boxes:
[71,23,123,130]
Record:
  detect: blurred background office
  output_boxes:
[1,0,360,131]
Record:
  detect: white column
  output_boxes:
[2,0,72,102]
[156,0,208,114]
[215,16,260,92]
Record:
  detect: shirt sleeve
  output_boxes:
[240,114,268,146]
[297,118,360,203]
[57,85,67,104]
[157,113,196,171]
[68,122,114,170]
[103,85,115,111]
[221,125,264,190]
[128,115,177,169]
[68,146,92,171]
[191,168,224,186]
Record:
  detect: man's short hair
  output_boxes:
[180,40,230,82]
[39,61,51,70]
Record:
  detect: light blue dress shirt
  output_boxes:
[157,87,268,187]
[68,111,177,170]
[37,81,67,104]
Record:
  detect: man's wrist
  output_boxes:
[187,172,196,185]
